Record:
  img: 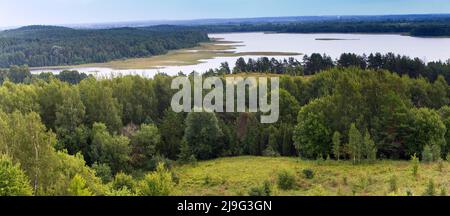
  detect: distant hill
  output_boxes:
[190,14,450,36]
[61,14,450,37]
[63,14,450,29]
[0,25,209,68]
[2,14,450,30]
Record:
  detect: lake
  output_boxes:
[31,32,450,77]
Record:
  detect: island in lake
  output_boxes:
[315,38,360,41]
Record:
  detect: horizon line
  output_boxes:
[2,13,450,29]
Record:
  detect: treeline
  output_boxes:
[1,63,450,195]
[0,65,91,84]
[199,19,450,37]
[294,68,450,161]
[0,25,209,68]
[227,53,450,84]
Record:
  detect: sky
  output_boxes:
[1,0,450,27]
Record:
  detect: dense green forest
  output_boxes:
[200,19,450,37]
[1,51,450,195]
[0,25,209,68]
[225,53,450,84]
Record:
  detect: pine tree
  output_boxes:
[184,112,222,160]
[177,140,196,164]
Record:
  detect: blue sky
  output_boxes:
[1,0,450,27]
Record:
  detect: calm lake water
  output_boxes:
[31,32,450,77]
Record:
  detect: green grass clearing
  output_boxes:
[173,156,449,196]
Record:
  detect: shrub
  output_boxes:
[203,175,213,186]
[112,172,136,193]
[342,176,348,186]
[316,154,325,165]
[138,163,174,196]
[302,169,315,179]
[423,180,436,196]
[440,187,447,196]
[248,180,272,196]
[201,176,226,187]
[277,170,296,190]
[171,172,180,185]
[67,174,93,196]
[422,145,434,163]
[389,176,398,192]
[437,159,445,172]
[106,187,135,196]
[0,155,33,196]
[263,146,280,157]
[92,163,112,183]
[411,154,420,178]
[446,153,450,162]
[357,176,370,192]
[148,155,173,171]
[406,189,413,196]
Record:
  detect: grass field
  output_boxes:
[173,156,449,196]
[32,40,302,70]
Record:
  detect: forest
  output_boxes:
[199,19,450,37]
[199,20,450,37]
[0,25,209,68]
[197,15,450,37]
[1,50,450,195]
[225,53,450,84]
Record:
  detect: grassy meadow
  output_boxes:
[173,156,449,196]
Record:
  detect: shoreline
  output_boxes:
[29,31,450,72]
[31,38,302,71]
